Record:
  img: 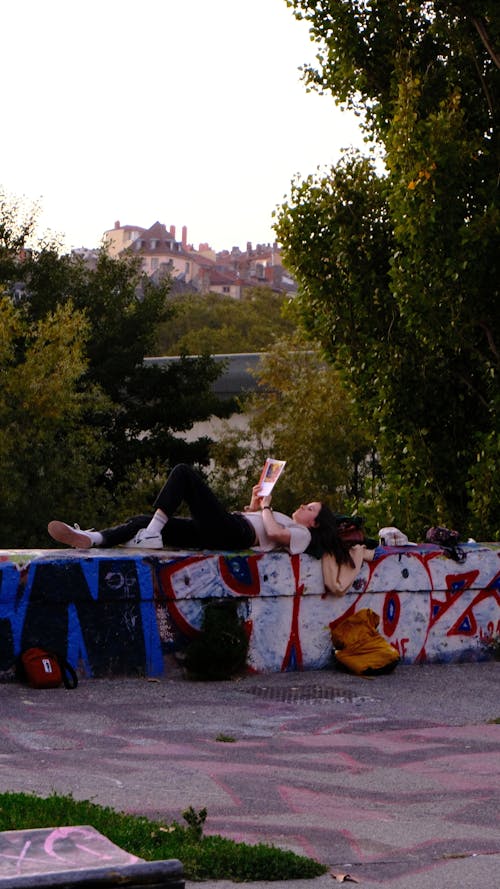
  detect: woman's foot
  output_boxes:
[48,521,93,549]
[127,528,164,549]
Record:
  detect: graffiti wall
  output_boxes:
[0,544,499,679]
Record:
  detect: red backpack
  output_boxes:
[20,648,78,689]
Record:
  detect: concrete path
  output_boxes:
[1,662,499,889]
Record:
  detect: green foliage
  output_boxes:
[466,432,500,537]
[182,805,207,841]
[209,336,378,527]
[286,1,500,141]
[155,287,297,355]
[207,425,268,512]
[0,792,326,881]
[482,634,500,662]
[184,600,249,681]
[0,297,111,547]
[0,192,232,543]
[17,246,230,484]
[278,2,500,539]
[0,191,39,258]
[274,155,394,426]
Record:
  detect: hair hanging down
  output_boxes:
[307,504,355,566]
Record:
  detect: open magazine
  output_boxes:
[257,458,286,496]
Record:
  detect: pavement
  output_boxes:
[1,661,499,889]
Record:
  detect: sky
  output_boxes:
[2,0,366,254]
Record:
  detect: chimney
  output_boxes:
[114,220,120,229]
[182,225,187,247]
[170,225,176,239]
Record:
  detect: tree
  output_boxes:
[0,191,38,274]
[277,1,500,538]
[17,246,232,477]
[155,288,297,355]
[0,297,110,546]
[0,191,232,537]
[209,336,375,523]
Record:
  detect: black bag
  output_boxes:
[426,526,466,563]
[334,514,365,546]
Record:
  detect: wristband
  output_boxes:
[262,506,272,511]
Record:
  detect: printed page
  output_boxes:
[257,458,286,495]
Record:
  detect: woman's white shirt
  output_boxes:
[243,511,311,555]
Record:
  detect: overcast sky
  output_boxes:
[2,0,365,253]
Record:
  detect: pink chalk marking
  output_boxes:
[0,841,48,875]
[43,826,138,865]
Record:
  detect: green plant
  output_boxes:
[0,792,326,881]
[182,806,207,841]
[184,599,249,681]
[216,734,237,743]
[482,634,500,662]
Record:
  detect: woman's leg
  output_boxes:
[48,515,153,549]
[161,517,204,549]
[130,463,214,544]
[99,515,153,547]
[153,464,254,550]
[153,463,228,524]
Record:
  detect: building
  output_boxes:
[102,220,296,296]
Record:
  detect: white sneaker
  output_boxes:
[48,521,93,549]
[127,528,164,549]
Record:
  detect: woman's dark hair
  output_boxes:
[307,504,355,566]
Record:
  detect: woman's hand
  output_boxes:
[244,484,270,512]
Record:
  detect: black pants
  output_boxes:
[99,463,256,550]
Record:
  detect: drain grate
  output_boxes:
[242,684,376,704]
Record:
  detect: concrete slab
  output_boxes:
[0,826,184,888]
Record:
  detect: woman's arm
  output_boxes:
[360,545,375,562]
[258,495,291,547]
[243,489,293,547]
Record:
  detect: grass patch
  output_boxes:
[0,792,327,881]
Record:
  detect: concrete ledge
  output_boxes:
[1,544,499,679]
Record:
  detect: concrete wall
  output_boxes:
[1,544,499,680]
